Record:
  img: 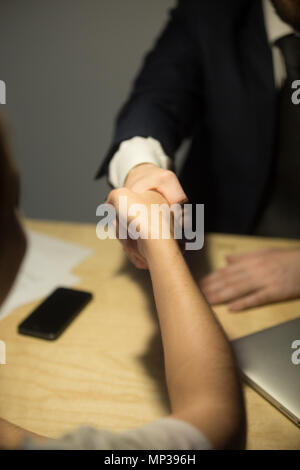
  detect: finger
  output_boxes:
[129,253,148,269]
[107,187,131,212]
[200,265,255,293]
[125,247,148,269]
[106,188,118,206]
[228,289,273,311]
[226,253,254,263]
[226,248,274,264]
[199,262,248,288]
[122,238,147,266]
[116,218,148,269]
[202,279,258,305]
[123,236,148,267]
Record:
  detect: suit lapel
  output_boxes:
[200,0,277,232]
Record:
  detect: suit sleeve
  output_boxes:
[96,0,203,178]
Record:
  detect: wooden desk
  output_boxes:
[0,219,299,449]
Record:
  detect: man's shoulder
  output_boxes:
[177,0,252,24]
[178,0,250,13]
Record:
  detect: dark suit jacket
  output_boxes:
[97,0,277,234]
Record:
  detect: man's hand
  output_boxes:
[199,248,300,311]
[125,163,188,205]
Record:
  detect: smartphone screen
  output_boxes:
[18,287,93,340]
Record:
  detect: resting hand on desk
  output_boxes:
[199,248,300,311]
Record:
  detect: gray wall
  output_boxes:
[0,0,175,222]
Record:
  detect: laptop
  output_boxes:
[231,317,300,427]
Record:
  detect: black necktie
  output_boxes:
[277,33,300,81]
[255,33,300,238]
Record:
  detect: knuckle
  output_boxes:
[256,289,271,304]
[222,286,235,299]
[117,187,130,197]
[217,271,230,285]
[160,169,176,182]
[109,187,130,203]
[269,276,282,291]
[107,189,117,201]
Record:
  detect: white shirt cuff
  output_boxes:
[108,136,173,188]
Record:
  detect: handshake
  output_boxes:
[104,187,175,269]
[98,164,204,268]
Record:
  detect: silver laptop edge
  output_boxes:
[232,317,300,428]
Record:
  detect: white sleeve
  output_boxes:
[108,136,173,188]
[21,417,213,450]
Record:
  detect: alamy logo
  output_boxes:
[0,80,6,104]
[96,198,205,251]
[292,80,300,105]
[0,340,6,364]
[291,340,300,365]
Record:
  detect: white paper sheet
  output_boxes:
[0,229,92,320]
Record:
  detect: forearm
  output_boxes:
[143,239,245,441]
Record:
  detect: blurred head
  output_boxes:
[271,0,300,31]
[0,115,26,307]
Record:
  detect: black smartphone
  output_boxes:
[18,287,93,340]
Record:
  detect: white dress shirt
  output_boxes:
[108,0,293,188]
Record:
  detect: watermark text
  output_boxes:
[96,198,204,251]
[292,80,300,105]
[291,340,300,365]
